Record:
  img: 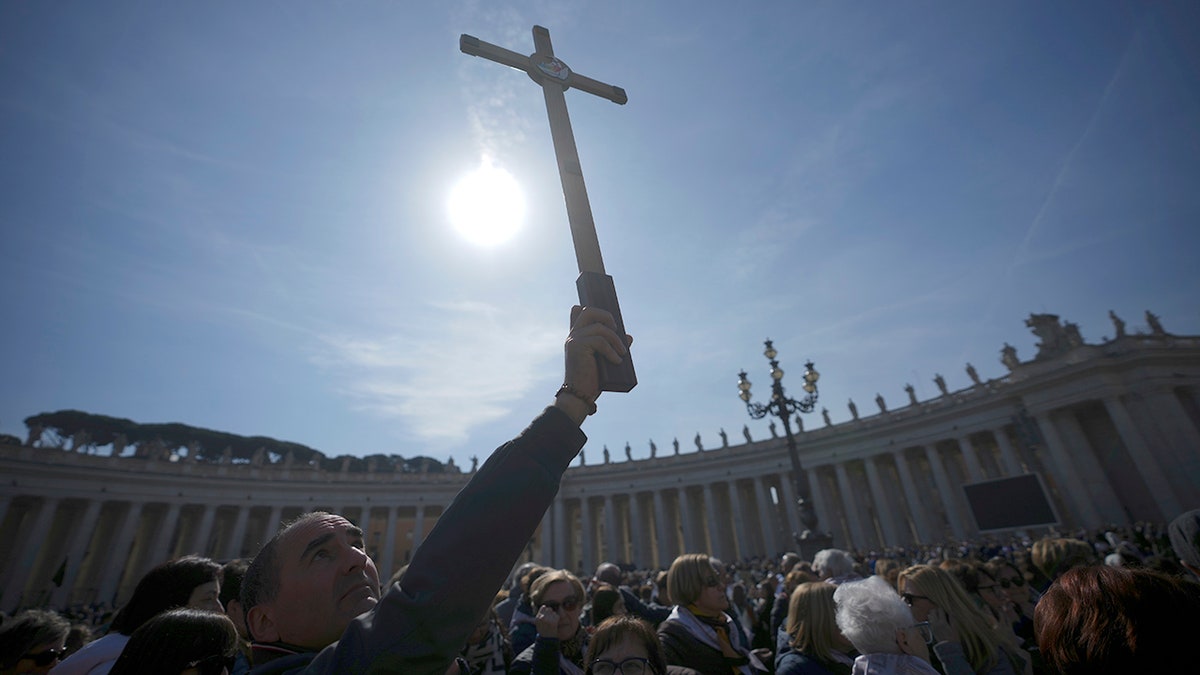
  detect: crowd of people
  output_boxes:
[3,308,1199,674]
[3,514,1200,675]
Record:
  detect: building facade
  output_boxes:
[2,314,1198,613]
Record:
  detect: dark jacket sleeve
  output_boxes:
[305,407,585,675]
[621,586,671,625]
[510,637,561,675]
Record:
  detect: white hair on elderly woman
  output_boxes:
[833,576,914,655]
[813,548,856,578]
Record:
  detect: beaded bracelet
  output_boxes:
[556,383,597,416]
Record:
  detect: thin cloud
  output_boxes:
[314,301,561,445]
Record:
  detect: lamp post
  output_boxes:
[737,339,832,558]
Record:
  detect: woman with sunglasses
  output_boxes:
[832,576,975,675]
[106,609,239,675]
[512,569,589,675]
[0,609,70,675]
[897,566,1028,675]
[657,554,768,675]
[584,615,666,675]
[984,558,1036,648]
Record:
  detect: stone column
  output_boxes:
[223,507,252,560]
[955,436,984,482]
[358,505,373,544]
[726,481,748,560]
[604,495,618,564]
[190,505,218,557]
[97,501,145,605]
[1032,411,1102,526]
[753,478,780,556]
[581,497,595,573]
[146,502,183,569]
[1053,413,1124,523]
[703,484,726,560]
[652,491,669,568]
[892,451,934,543]
[412,505,427,554]
[923,445,966,540]
[834,463,868,548]
[553,498,567,569]
[806,469,833,541]
[1102,396,1182,519]
[50,499,104,607]
[777,475,801,538]
[627,494,646,568]
[675,487,696,554]
[1145,389,1200,493]
[380,506,398,581]
[992,428,1023,476]
[262,505,284,544]
[863,457,903,546]
[2,497,61,612]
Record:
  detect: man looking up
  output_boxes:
[241,306,630,674]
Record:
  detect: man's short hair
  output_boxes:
[594,562,622,586]
[220,559,249,608]
[241,511,331,640]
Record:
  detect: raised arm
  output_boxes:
[309,306,629,674]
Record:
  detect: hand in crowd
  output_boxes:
[535,603,560,637]
[555,306,632,425]
[926,607,958,644]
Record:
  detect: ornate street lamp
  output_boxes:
[738,339,832,557]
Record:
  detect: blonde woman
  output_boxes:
[897,566,1029,675]
[657,554,768,675]
[776,583,855,675]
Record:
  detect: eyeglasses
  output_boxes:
[22,648,64,666]
[541,596,581,612]
[704,576,724,588]
[976,584,998,593]
[591,657,651,675]
[910,621,934,645]
[996,577,1026,589]
[900,592,930,606]
[185,653,237,675]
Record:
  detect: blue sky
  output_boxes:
[2,1,1198,466]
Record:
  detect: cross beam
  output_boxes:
[461,26,636,392]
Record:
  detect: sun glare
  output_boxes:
[447,163,525,246]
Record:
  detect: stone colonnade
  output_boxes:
[3,335,1199,610]
[0,476,454,613]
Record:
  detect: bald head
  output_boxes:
[594,562,622,586]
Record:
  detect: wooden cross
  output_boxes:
[460,26,637,392]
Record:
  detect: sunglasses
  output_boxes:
[996,577,1026,589]
[541,596,581,612]
[901,593,930,606]
[910,621,934,645]
[23,649,64,667]
[591,657,652,675]
[704,576,724,588]
[185,653,237,675]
